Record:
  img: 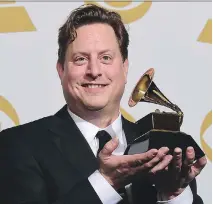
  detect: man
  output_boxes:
[0,4,207,204]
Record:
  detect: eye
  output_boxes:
[103,55,111,60]
[76,57,85,62]
[75,57,87,65]
[101,55,112,64]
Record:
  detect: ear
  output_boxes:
[56,61,64,82]
[123,59,129,84]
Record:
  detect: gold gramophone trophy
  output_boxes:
[125,68,205,160]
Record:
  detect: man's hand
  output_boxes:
[151,146,207,200]
[98,137,173,190]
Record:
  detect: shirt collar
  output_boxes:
[67,108,123,145]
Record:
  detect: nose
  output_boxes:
[86,58,102,79]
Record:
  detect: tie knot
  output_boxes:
[96,130,112,155]
[96,130,111,139]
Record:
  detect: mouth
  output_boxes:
[81,84,108,88]
[80,83,109,93]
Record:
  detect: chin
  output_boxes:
[82,97,107,110]
[87,107,104,111]
[83,102,107,111]
[86,104,106,111]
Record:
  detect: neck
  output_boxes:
[68,105,120,128]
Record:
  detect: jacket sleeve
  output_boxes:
[130,178,203,204]
[0,164,102,204]
[0,130,103,204]
[0,151,103,204]
[189,179,204,204]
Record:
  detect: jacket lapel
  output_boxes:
[121,116,138,145]
[48,106,139,178]
[48,105,98,179]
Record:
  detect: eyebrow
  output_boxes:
[98,49,115,55]
[71,49,115,57]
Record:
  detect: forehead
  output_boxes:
[69,23,120,52]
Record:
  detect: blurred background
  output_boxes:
[0,1,211,203]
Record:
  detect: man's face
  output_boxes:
[57,23,128,112]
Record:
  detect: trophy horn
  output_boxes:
[128,68,184,125]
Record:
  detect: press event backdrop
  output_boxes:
[0,1,211,203]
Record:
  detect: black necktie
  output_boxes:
[96,130,112,155]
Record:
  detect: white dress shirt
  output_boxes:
[67,108,193,204]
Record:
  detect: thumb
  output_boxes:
[100,137,119,157]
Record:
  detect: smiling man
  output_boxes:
[57,22,128,127]
[0,4,206,204]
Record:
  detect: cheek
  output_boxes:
[110,66,126,82]
[64,64,85,85]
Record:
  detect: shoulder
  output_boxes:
[0,116,54,153]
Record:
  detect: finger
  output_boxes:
[142,147,169,169]
[128,149,158,167]
[132,147,169,171]
[182,147,195,175]
[99,137,119,157]
[185,147,195,165]
[149,155,173,174]
[184,147,195,166]
[191,156,207,177]
[173,147,182,173]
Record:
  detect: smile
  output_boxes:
[81,83,109,93]
[82,84,107,88]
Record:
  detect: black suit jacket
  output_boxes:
[0,105,203,204]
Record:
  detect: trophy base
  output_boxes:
[125,130,205,160]
[125,112,205,160]
[135,112,181,136]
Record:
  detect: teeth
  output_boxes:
[87,84,103,88]
[82,84,107,88]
